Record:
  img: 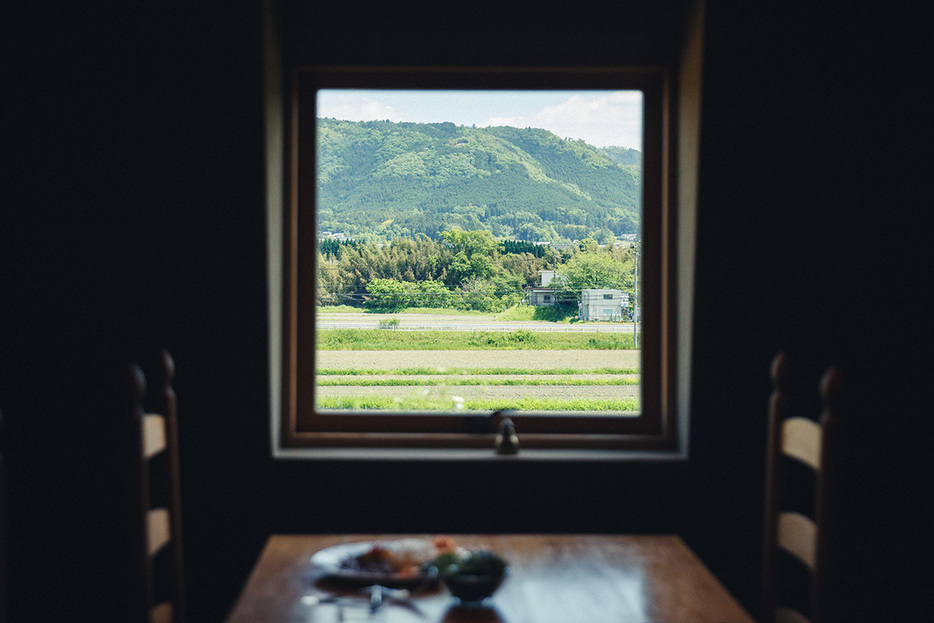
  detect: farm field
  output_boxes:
[317,311,635,332]
[316,347,641,414]
[316,349,640,370]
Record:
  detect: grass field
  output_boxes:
[317,328,635,350]
[316,331,641,413]
[316,376,639,386]
[316,305,577,322]
[316,395,640,412]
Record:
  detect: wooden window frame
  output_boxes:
[278,66,680,455]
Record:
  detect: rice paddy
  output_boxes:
[316,335,641,414]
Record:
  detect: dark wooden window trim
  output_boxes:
[279,66,680,454]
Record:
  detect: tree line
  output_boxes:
[317,230,636,313]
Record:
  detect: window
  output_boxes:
[604,294,614,300]
[271,65,692,459]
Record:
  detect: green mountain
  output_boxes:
[316,118,642,242]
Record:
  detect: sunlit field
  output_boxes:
[316,332,640,414]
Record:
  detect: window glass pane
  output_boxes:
[314,90,643,418]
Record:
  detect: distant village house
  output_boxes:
[525,270,560,306]
[525,272,629,320]
[525,270,575,307]
[579,288,629,322]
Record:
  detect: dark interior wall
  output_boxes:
[691,6,929,621]
[2,2,927,622]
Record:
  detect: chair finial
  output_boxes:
[819,366,842,424]
[820,367,841,404]
[770,351,789,392]
[153,349,175,388]
[127,363,146,412]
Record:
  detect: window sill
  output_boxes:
[271,445,687,462]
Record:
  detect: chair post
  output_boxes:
[151,349,184,623]
[811,367,841,623]
[126,363,152,622]
[761,351,789,623]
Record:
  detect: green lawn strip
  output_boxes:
[317,367,639,376]
[316,306,493,317]
[316,328,635,350]
[316,396,640,412]
[315,377,640,387]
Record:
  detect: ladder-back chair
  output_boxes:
[126,350,184,623]
[761,352,842,623]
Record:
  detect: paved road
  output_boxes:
[317,312,637,333]
[317,349,641,370]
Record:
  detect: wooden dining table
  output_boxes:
[226,534,754,623]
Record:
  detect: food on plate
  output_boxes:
[338,536,459,576]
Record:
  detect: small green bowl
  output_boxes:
[433,550,508,605]
[440,569,508,604]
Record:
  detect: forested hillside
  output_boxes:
[316,118,641,243]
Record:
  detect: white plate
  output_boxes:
[310,540,434,587]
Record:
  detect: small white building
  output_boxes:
[579,288,628,322]
[524,270,574,306]
[526,287,557,306]
[539,270,555,287]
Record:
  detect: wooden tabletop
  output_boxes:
[226,534,753,623]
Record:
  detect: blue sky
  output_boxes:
[317,90,643,150]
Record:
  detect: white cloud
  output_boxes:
[480,91,643,149]
[317,93,404,122]
[484,115,520,126]
[318,89,644,150]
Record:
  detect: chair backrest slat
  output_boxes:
[781,417,821,469]
[775,607,812,623]
[143,414,167,459]
[151,602,174,623]
[146,508,172,557]
[777,511,817,570]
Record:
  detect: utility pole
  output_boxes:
[633,243,639,348]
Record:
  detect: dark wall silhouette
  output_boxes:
[1,2,926,621]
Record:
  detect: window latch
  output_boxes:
[495,417,519,455]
